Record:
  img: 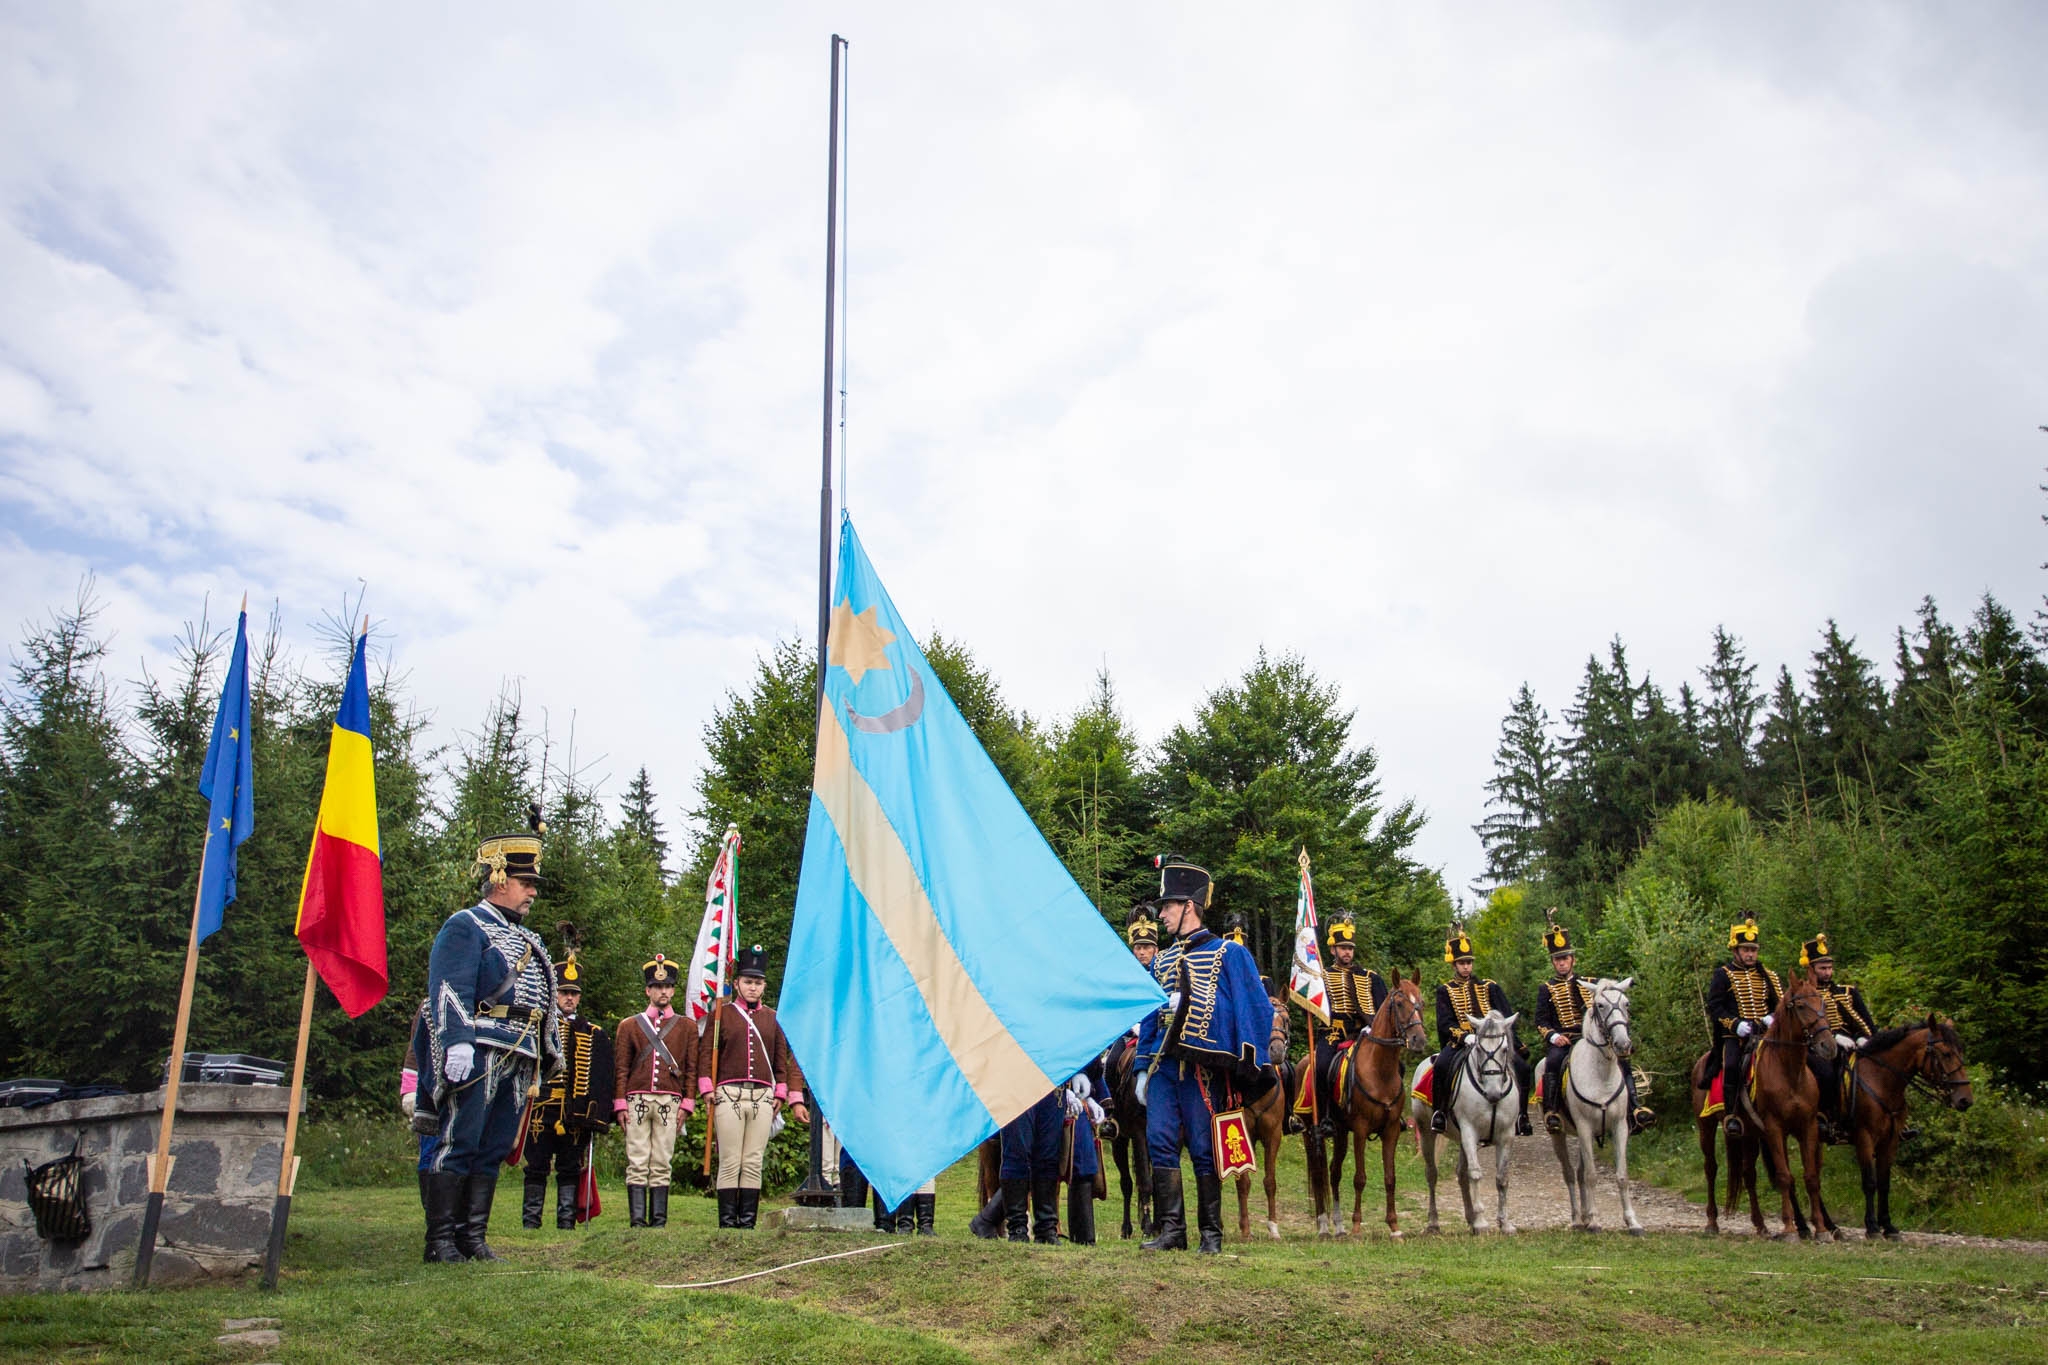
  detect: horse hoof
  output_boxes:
[1883,1228,1902,1242]
[1583,1223,1600,1234]
[1772,1231,1793,1243]
[1626,1225,1645,1238]
[1389,1229,1404,1241]
[1424,1222,1440,1235]
[1266,1223,1281,1241]
[1501,1223,1518,1236]
[1814,1229,1833,1245]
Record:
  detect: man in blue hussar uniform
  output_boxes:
[421,807,563,1263]
[1135,855,1273,1254]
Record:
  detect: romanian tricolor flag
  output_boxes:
[295,630,388,1018]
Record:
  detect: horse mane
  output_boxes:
[1864,1023,1917,1053]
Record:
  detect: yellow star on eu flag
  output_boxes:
[828,601,895,685]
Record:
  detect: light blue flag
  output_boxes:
[783,515,1166,1210]
[195,608,254,942]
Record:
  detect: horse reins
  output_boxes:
[1566,989,1630,1120]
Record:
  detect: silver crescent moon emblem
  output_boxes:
[845,670,925,734]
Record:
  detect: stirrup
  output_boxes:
[1723,1115,1744,1139]
[1630,1108,1656,1134]
[1429,1110,1446,1134]
[1544,1112,1563,1135]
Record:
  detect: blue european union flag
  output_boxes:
[782,515,1166,1210]
[195,609,254,942]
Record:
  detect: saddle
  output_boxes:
[1411,1056,1460,1107]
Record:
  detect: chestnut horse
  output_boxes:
[1235,989,1301,1240]
[1845,1016,1972,1240]
[1305,969,1430,1238]
[1689,971,1836,1238]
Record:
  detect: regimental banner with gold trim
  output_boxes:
[1213,1108,1256,1180]
[1289,847,1330,1024]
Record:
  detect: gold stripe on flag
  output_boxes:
[812,700,1052,1124]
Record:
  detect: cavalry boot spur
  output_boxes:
[1001,1177,1032,1242]
[626,1184,647,1228]
[1031,1177,1061,1245]
[648,1185,669,1228]
[456,1172,501,1261]
[423,1170,467,1263]
[1140,1167,1187,1251]
[556,1175,579,1230]
[521,1173,547,1230]
[914,1193,937,1236]
[969,1190,1005,1239]
[1194,1172,1225,1255]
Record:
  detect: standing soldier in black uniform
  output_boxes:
[1701,917,1783,1138]
[521,932,614,1230]
[1430,922,1533,1136]
[1803,932,1874,1142]
[1312,913,1387,1135]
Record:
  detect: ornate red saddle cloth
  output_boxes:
[1411,1058,1437,1105]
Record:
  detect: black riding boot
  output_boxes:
[522,1173,547,1230]
[648,1185,669,1228]
[897,1202,917,1234]
[1031,1176,1061,1245]
[418,1169,432,1216]
[1001,1178,1032,1243]
[1724,1045,1749,1138]
[736,1188,760,1229]
[1066,1179,1096,1246]
[1140,1167,1187,1251]
[914,1193,937,1236]
[557,1174,579,1230]
[716,1188,737,1229]
[424,1170,466,1263]
[456,1172,500,1261]
[1194,1172,1224,1254]
[969,1190,1005,1238]
[627,1184,647,1228]
[872,1189,893,1231]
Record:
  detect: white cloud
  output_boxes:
[2,2,2045,899]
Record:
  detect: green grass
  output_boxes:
[1,1156,2044,1363]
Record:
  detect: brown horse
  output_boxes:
[1690,971,1835,1239]
[1844,1016,1973,1240]
[1235,990,1301,1240]
[1305,968,1430,1239]
[1102,1035,1154,1238]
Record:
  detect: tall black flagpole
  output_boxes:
[796,32,846,1209]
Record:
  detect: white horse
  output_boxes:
[1409,1010,1521,1234]
[1547,976,1645,1235]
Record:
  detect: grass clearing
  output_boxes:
[2,1154,2043,1363]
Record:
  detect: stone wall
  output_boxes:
[0,1084,295,1293]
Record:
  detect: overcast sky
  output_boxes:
[3,3,2044,900]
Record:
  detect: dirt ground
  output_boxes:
[1225,1126,2048,1254]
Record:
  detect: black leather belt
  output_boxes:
[480,1004,544,1024]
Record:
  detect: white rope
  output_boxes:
[652,1239,901,1290]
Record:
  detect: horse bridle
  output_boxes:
[1859,1027,1971,1110]
[1362,986,1424,1050]
[1761,987,1828,1051]
[1467,1024,1515,1102]
[1585,989,1632,1059]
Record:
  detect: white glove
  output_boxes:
[1085,1098,1106,1126]
[1460,1033,1475,1047]
[1737,1021,1754,1039]
[400,1091,417,1120]
[1854,1036,1868,1051]
[1134,1070,1150,1107]
[1763,1014,1775,1028]
[1834,1033,1855,1051]
[1067,1074,1092,1102]
[1550,1033,1569,1048]
[444,1043,475,1083]
[1166,991,1184,1013]
[1063,1089,1084,1119]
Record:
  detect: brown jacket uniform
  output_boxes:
[695,999,805,1103]
[614,1006,697,1104]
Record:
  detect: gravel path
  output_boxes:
[1258,1129,2048,1253]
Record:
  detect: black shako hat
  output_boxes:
[1154,854,1212,910]
[476,802,547,886]
[642,953,680,989]
[735,944,768,981]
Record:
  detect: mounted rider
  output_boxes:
[1803,932,1874,1143]
[1127,903,1160,971]
[1135,855,1273,1254]
[1701,916,1783,1137]
[1312,912,1387,1136]
[1430,921,1533,1137]
[1535,912,1653,1136]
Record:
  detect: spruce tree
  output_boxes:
[1474,683,1555,885]
[1040,668,1152,916]
[1699,625,1762,807]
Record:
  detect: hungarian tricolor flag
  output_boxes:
[294,630,388,1017]
[686,825,741,1021]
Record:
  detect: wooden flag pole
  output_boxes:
[133,836,208,1288]
[261,960,318,1290]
